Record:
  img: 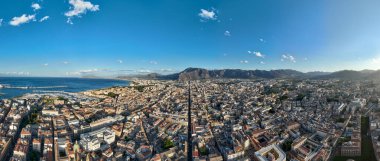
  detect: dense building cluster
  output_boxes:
[0,79,379,161]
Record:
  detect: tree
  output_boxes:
[29,113,38,124]
[296,93,306,101]
[162,138,174,150]
[107,92,118,98]
[336,118,345,123]
[85,119,92,123]
[199,146,209,155]
[133,86,146,92]
[125,136,130,142]
[281,140,293,152]
[279,95,289,101]
[57,96,67,101]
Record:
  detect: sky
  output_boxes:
[1,0,380,77]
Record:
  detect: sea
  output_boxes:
[0,77,129,99]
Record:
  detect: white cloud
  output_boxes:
[240,60,249,64]
[260,61,265,64]
[137,69,152,73]
[66,68,103,76]
[39,16,49,22]
[160,68,176,73]
[79,68,98,73]
[248,51,265,58]
[198,8,217,20]
[281,54,296,63]
[66,72,81,76]
[66,19,73,25]
[65,0,99,24]
[117,60,123,64]
[259,38,265,43]
[66,68,178,76]
[149,61,158,65]
[0,19,3,26]
[63,61,69,65]
[9,14,36,26]
[31,3,41,11]
[0,72,30,76]
[224,30,231,36]
[304,57,308,61]
[43,63,49,66]
[252,51,265,58]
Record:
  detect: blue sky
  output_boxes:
[1,0,380,77]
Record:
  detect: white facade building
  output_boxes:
[80,127,115,151]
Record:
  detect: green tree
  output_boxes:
[296,93,305,101]
[279,95,289,101]
[281,140,293,152]
[125,136,130,142]
[199,146,209,155]
[107,92,118,98]
[162,138,174,150]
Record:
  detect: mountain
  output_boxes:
[360,69,377,74]
[367,70,380,80]
[305,71,331,77]
[315,70,366,80]
[314,69,380,80]
[159,68,307,80]
[117,73,162,80]
[116,68,380,81]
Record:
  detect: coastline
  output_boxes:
[0,77,129,100]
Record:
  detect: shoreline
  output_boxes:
[0,78,130,100]
[0,76,126,81]
[8,84,129,100]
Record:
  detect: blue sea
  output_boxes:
[0,77,129,99]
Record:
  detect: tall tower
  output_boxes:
[187,81,193,161]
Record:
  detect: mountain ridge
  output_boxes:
[119,67,375,80]
[117,68,380,80]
